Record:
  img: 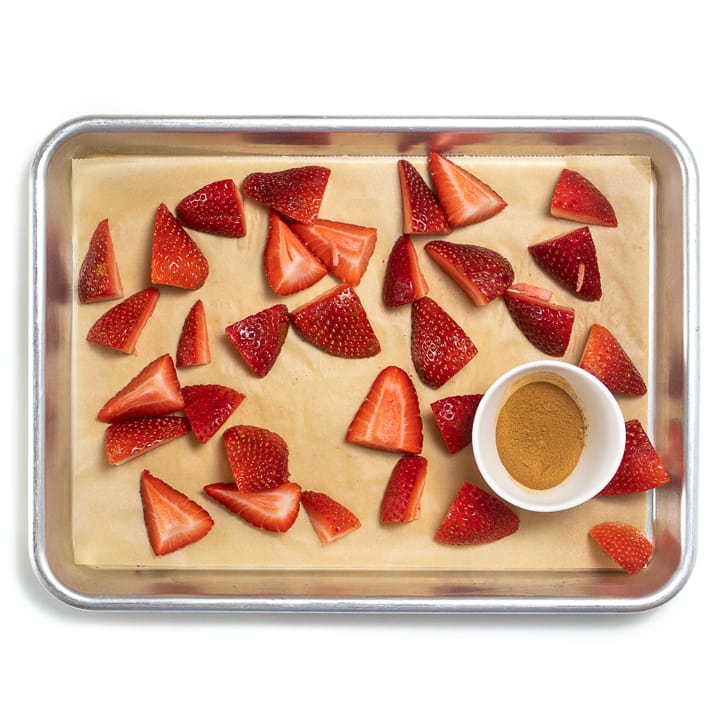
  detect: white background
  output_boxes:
[5,2,715,716]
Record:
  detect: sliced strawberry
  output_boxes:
[382,234,429,307]
[97,353,185,423]
[507,282,553,302]
[589,521,653,574]
[222,425,290,492]
[346,366,423,454]
[204,481,301,533]
[380,455,427,523]
[181,384,245,443]
[300,490,361,545]
[290,283,381,358]
[105,416,191,465]
[86,287,159,354]
[292,218,377,286]
[176,299,210,367]
[550,168,618,227]
[435,482,519,545]
[579,323,647,396]
[428,152,507,227]
[398,159,450,235]
[140,469,214,556]
[430,393,484,454]
[241,165,331,224]
[600,419,671,495]
[424,239,514,306]
[502,285,575,356]
[411,296,478,389]
[225,303,289,377]
[175,178,246,238]
[78,218,123,303]
[150,203,209,290]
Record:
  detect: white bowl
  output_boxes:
[472,360,626,512]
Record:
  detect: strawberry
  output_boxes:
[579,323,647,396]
[382,234,429,307]
[502,284,574,356]
[105,416,191,465]
[398,159,450,235]
[410,296,478,389]
[292,218,377,286]
[430,393,484,453]
[181,384,245,443]
[550,168,618,227]
[346,366,423,454]
[290,283,381,358]
[435,482,519,545]
[424,239,514,306]
[225,303,289,377]
[428,151,507,227]
[97,353,185,423]
[300,490,361,545]
[222,425,290,492]
[263,212,328,295]
[529,226,602,301]
[600,419,671,495]
[176,299,210,367]
[380,455,427,523]
[241,165,331,224]
[204,481,301,533]
[78,218,123,303]
[175,178,246,238]
[140,469,214,556]
[86,287,159,354]
[588,521,653,574]
[150,203,209,290]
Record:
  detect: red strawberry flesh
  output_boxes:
[382,234,429,307]
[176,178,246,238]
[225,303,289,377]
[176,299,210,367]
[181,384,245,444]
[398,159,450,235]
[430,394,484,454]
[380,455,427,523]
[589,521,653,574]
[300,490,361,545]
[550,168,618,227]
[223,425,290,492]
[105,416,191,465]
[78,218,123,303]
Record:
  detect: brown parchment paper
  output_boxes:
[71,153,652,571]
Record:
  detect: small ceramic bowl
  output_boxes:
[472,360,626,512]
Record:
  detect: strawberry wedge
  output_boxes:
[398,159,450,235]
[223,425,290,492]
[105,416,191,465]
[550,168,618,227]
[382,234,429,307]
[176,299,210,367]
[589,522,653,574]
[181,384,245,444]
[176,178,246,238]
[78,218,123,303]
[380,455,427,523]
[300,490,361,545]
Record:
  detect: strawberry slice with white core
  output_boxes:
[78,218,123,303]
[398,159,450,235]
[175,178,246,238]
[300,490,362,545]
[380,455,427,523]
[550,168,618,227]
[176,299,210,367]
[223,425,290,492]
[382,234,429,307]
[105,416,191,465]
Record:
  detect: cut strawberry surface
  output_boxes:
[398,159,450,235]
[382,234,429,307]
[86,287,159,354]
[140,469,214,556]
[550,168,618,227]
[290,283,381,358]
[78,218,123,303]
[430,393,484,454]
[435,482,519,545]
[428,152,507,227]
[589,521,653,575]
[223,425,290,492]
[411,296,478,389]
[300,490,361,545]
[380,455,427,523]
[425,239,514,306]
[105,416,191,465]
[176,299,210,367]
[181,384,245,444]
[175,178,246,238]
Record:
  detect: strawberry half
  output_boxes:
[579,323,647,396]
[225,303,289,377]
[86,287,159,354]
[140,469,214,556]
[550,168,618,227]
[300,490,361,545]
[424,239,514,306]
[589,521,653,574]
[430,393,484,454]
[78,218,123,303]
[435,482,519,546]
[241,165,331,224]
[600,419,671,495]
[176,299,210,367]
[97,353,185,423]
[290,283,381,358]
[181,384,245,443]
[382,234,429,307]
[346,366,423,454]
[150,203,209,290]
[380,455,427,523]
[428,152,507,227]
[411,296,478,389]
[204,481,301,533]
[105,416,191,465]
[223,424,290,492]
[398,159,450,235]
[175,178,246,238]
